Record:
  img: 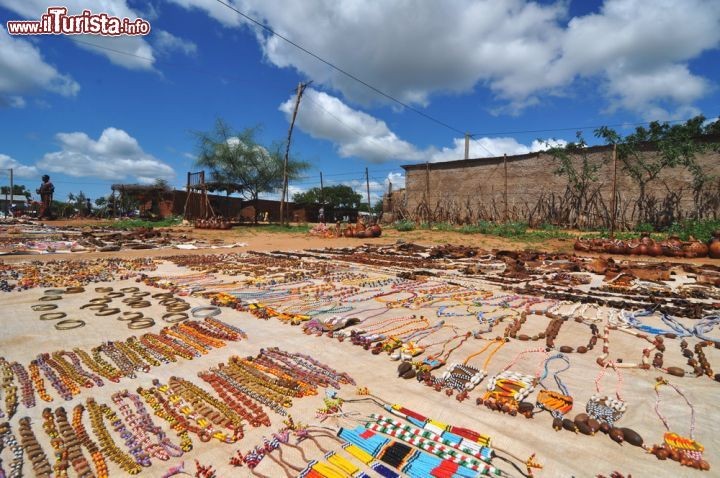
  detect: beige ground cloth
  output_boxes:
[0,260,718,478]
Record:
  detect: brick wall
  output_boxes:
[400,145,720,229]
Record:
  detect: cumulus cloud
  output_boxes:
[172,0,720,116]
[153,30,198,57]
[0,153,39,178]
[345,178,385,204]
[281,89,568,163]
[0,27,79,101]
[37,128,175,183]
[429,137,568,163]
[280,89,424,163]
[386,172,405,190]
[0,0,158,70]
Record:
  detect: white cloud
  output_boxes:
[153,30,198,57]
[0,153,39,178]
[429,137,568,163]
[0,95,26,108]
[172,0,720,116]
[37,128,175,183]
[279,88,423,163]
[385,172,405,190]
[0,27,79,101]
[603,65,707,120]
[281,88,568,163]
[0,0,157,70]
[346,178,385,204]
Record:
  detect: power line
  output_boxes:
[212,0,466,136]
[468,117,708,138]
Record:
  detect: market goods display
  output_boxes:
[0,242,718,476]
[0,258,157,292]
[0,347,353,478]
[574,232,717,258]
[0,223,211,255]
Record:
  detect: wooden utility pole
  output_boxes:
[7,168,13,215]
[503,154,508,222]
[319,171,324,204]
[365,167,371,216]
[280,81,311,225]
[464,134,470,159]
[425,162,430,197]
[610,143,618,238]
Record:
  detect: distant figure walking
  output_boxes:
[37,174,54,219]
[318,206,325,223]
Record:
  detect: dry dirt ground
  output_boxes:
[4,219,719,266]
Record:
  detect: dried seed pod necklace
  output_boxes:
[649,378,710,471]
[585,362,626,440]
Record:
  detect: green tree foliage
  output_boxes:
[0,184,31,200]
[546,132,608,228]
[292,184,363,209]
[595,115,720,224]
[195,119,309,222]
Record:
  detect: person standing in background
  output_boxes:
[37,174,54,219]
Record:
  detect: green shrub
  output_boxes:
[666,219,720,242]
[539,223,560,231]
[635,222,655,233]
[395,220,415,231]
[106,217,182,229]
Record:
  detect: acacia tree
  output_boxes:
[293,185,363,208]
[195,119,308,223]
[546,132,608,228]
[595,115,719,225]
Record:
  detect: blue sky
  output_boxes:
[1,0,719,204]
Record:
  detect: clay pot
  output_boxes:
[709,231,720,259]
[343,226,354,238]
[640,232,653,246]
[683,236,709,258]
[648,242,663,257]
[369,224,382,237]
[609,240,628,255]
[663,236,684,257]
[627,239,641,255]
[574,239,590,252]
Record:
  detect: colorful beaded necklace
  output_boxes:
[648,378,709,471]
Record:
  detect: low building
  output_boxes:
[0,195,30,212]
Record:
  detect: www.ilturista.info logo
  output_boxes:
[6,7,151,36]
